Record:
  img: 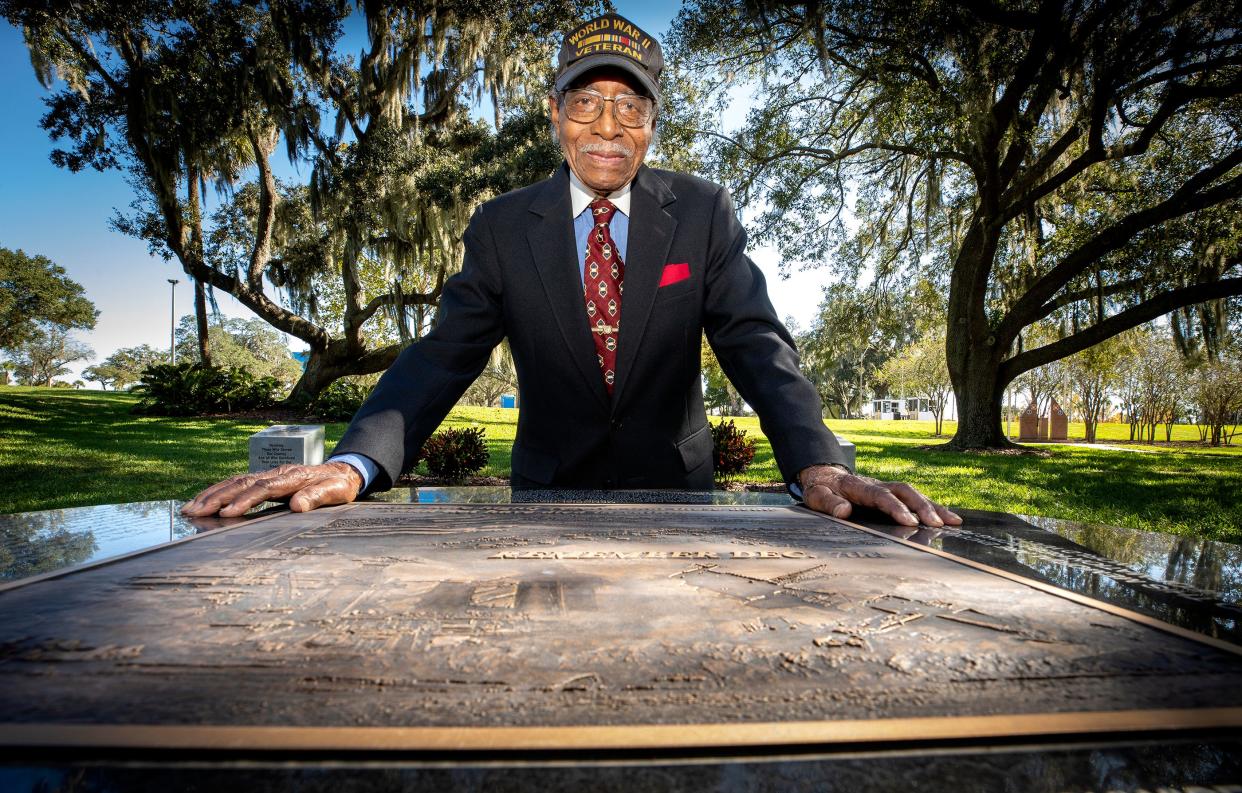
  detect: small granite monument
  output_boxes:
[834,434,857,471]
[248,425,325,473]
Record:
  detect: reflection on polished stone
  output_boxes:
[857,508,1242,643]
[0,490,791,583]
[0,502,269,582]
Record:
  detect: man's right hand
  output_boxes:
[180,461,364,518]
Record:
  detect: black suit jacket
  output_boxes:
[332,164,848,491]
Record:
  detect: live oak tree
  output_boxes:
[1065,333,1124,443]
[83,344,165,391]
[0,247,96,351]
[878,329,954,435]
[5,322,94,387]
[6,0,592,404]
[460,341,520,408]
[1134,336,1186,443]
[669,0,1242,448]
[1192,348,1242,446]
[172,315,304,389]
[798,282,918,419]
[701,334,747,416]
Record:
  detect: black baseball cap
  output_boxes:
[555,13,663,102]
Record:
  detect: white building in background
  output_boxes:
[863,394,959,422]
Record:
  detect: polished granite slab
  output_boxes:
[857,508,1242,644]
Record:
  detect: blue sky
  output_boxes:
[0,4,825,385]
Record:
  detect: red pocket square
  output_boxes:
[659,262,690,287]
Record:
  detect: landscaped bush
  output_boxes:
[711,419,757,482]
[420,427,489,481]
[131,362,281,416]
[310,380,373,421]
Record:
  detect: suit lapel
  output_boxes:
[526,166,610,413]
[611,166,677,413]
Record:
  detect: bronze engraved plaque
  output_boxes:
[0,503,1240,749]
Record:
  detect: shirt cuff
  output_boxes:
[328,453,379,491]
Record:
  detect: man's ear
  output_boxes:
[547,93,561,144]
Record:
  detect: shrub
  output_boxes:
[420,426,490,482]
[311,380,373,421]
[132,362,281,416]
[711,419,756,482]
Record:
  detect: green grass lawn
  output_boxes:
[2,387,1240,543]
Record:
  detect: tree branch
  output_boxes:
[1043,275,1149,312]
[957,0,1040,29]
[247,124,279,288]
[353,281,446,330]
[999,277,1242,384]
[997,148,1242,344]
[53,26,123,94]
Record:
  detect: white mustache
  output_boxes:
[578,141,633,157]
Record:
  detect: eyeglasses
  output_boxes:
[559,88,655,128]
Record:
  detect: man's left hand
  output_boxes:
[799,464,962,527]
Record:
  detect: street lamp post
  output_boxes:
[167,279,179,364]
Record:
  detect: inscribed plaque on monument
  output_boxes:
[1,503,1240,747]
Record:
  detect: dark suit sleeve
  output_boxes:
[700,186,849,481]
[329,206,506,492]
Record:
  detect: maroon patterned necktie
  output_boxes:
[583,198,624,394]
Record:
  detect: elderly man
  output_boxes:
[183,13,960,530]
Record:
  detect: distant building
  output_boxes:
[863,395,958,422]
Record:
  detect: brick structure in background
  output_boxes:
[1049,400,1068,441]
[1019,403,1040,441]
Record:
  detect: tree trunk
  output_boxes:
[193,279,211,365]
[185,164,212,366]
[283,339,402,408]
[285,349,348,408]
[944,216,1017,450]
[945,350,1013,449]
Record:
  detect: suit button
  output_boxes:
[610,419,622,431]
